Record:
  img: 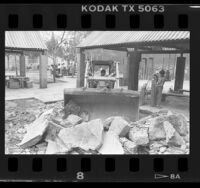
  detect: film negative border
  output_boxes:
[0,5,191,30]
[0,4,198,182]
[7,13,189,30]
[0,156,190,181]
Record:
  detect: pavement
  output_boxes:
[5,76,76,103]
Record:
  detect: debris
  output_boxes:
[58,119,104,151]
[51,117,73,128]
[108,117,130,137]
[167,114,188,136]
[64,100,81,117]
[17,128,27,134]
[66,114,82,126]
[51,117,63,125]
[79,111,90,122]
[44,121,63,142]
[148,116,166,141]
[98,131,124,154]
[36,142,48,149]
[183,134,189,143]
[6,98,189,155]
[164,146,186,154]
[119,137,138,154]
[129,126,149,146]
[17,109,53,149]
[159,146,167,153]
[167,131,185,147]
[163,121,176,142]
[103,116,116,130]
[45,137,70,154]
[137,145,149,154]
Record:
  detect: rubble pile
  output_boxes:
[14,100,189,155]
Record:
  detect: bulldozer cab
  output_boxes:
[85,60,120,89]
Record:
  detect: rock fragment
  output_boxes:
[79,111,90,122]
[148,116,166,141]
[108,117,130,137]
[167,131,185,147]
[58,119,104,151]
[163,121,176,142]
[120,137,138,154]
[17,109,53,149]
[167,114,188,136]
[129,126,149,146]
[98,132,124,154]
[64,100,81,117]
[45,137,69,154]
[66,114,82,126]
[103,116,118,130]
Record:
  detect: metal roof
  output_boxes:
[5,31,47,51]
[78,31,190,49]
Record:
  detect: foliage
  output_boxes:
[46,31,91,61]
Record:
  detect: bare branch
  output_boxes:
[55,31,66,49]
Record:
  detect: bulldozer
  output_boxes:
[64,60,140,122]
[84,60,120,89]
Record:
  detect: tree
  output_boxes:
[45,31,91,82]
[46,31,67,82]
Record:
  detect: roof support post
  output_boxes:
[39,51,47,88]
[174,53,186,92]
[19,53,26,77]
[76,48,85,88]
[127,49,141,91]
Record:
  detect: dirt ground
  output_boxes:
[5,99,61,154]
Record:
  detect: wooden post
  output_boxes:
[143,58,147,80]
[174,54,186,92]
[127,49,141,91]
[151,79,157,106]
[20,53,26,77]
[123,52,129,86]
[76,48,85,88]
[39,51,48,88]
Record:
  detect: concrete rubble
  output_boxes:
[7,100,189,155]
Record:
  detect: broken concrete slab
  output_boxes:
[120,137,138,154]
[129,126,149,146]
[79,111,90,122]
[103,116,120,130]
[108,117,130,137]
[66,114,82,126]
[164,146,186,154]
[98,131,124,154]
[44,121,63,142]
[58,119,104,151]
[148,116,166,141]
[45,137,70,154]
[167,131,185,147]
[163,121,176,143]
[167,114,188,136]
[17,109,53,149]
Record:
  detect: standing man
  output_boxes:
[156,69,166,108]
[151,73,158,107]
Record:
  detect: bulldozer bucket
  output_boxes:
[64,88,139,122]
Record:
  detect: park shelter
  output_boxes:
[5,31,48,88]
[77,31,190,92]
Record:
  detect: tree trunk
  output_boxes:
[53,55,56,83]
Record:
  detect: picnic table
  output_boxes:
[161,91,190,102]
[7,76,30,89]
